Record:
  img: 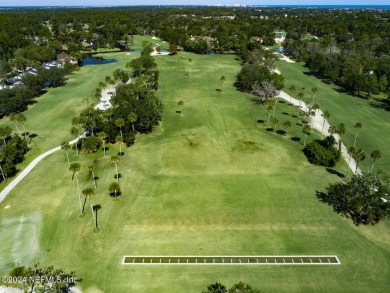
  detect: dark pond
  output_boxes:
[81,55,118,66]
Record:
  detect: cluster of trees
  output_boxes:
[8,263,80,293]
[202,282,260,293]
[317,171,390,225]
[235,47,284,103]
[70,42,162,153]
[0,128,29,182]
[303,135,340,167]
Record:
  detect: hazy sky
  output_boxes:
[1,1,389,7]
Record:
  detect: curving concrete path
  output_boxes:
[0,136,81,205]
[278,90,361,175]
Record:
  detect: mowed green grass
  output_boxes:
[0,52,389,292]
[277,60,390,172]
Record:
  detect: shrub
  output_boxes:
[303,136,340,167]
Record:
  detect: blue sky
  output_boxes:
[1,1,389,7]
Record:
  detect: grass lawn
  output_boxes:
[131,35,169,50]
[0,52,389,292]
[277,59,390,173]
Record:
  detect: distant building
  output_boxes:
[275,33,286,44]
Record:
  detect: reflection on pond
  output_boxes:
[81,55,118,66]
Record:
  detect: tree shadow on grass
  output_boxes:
[291,136,301,143]
[369,98,390,111]
[266,127,274,132]
[282,112,289,115]
[296,123,302,126]
[109,191,122,198]
[28,133,38,144]
[103,146,109,152]
[257,119,265,125]
[276,130,286,136]
[114,173,122,180]
[326,168,345,179]
[216,89,221,92]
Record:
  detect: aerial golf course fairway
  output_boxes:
[1,49,389,292]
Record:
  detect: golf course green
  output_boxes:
[0,39,389,292]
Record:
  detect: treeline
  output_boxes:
[301,46,389,97]
[1,7,389,98]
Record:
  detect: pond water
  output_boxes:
[81,55,118,66]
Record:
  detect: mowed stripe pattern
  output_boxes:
[122,255,341,265]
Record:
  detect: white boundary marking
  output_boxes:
[122,255,341,265]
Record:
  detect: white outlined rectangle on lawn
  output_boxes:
[122,255,341,265]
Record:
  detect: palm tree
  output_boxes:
[288,84,296,104]
[353,148,365,174]
[98,132,107,156]
[93,204,102,229]
[220,75,226,90]
[177,101,184,115]
[297,91,304,115]
[61,141,71,167]
[188,58,192,77]
[81,187,94,213]
[303,125,311,146]
[272,96,279,118]
[272,118,279,131]
[9,113,21,136]
[16,113,27,139]
[266,104,273,128]
[353,122,363,147]
[311,87,318,104]
[0,126,12,145]
[328,125,337,136]
[108,182,121,197]
[116,136,123,160]
[370,150,382,173]
[336,123,346,151]
[346,146,357,176]
[111,155,120,182]
[70,127,81,156]
[128,112,137,131]
[69,163,82,214]
[320,111,330,139]
[115,118,125,139]
[82,187,96,226]
[283,120,292,136]
[0,154,7,181]
[88,165,97,189]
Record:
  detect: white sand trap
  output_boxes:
[279,54,296,63]
[4,205,10,209]
[126,53,131,55]
[273,69,281,75]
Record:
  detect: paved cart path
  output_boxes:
[278,90,361,175]
[0,136,81,204]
